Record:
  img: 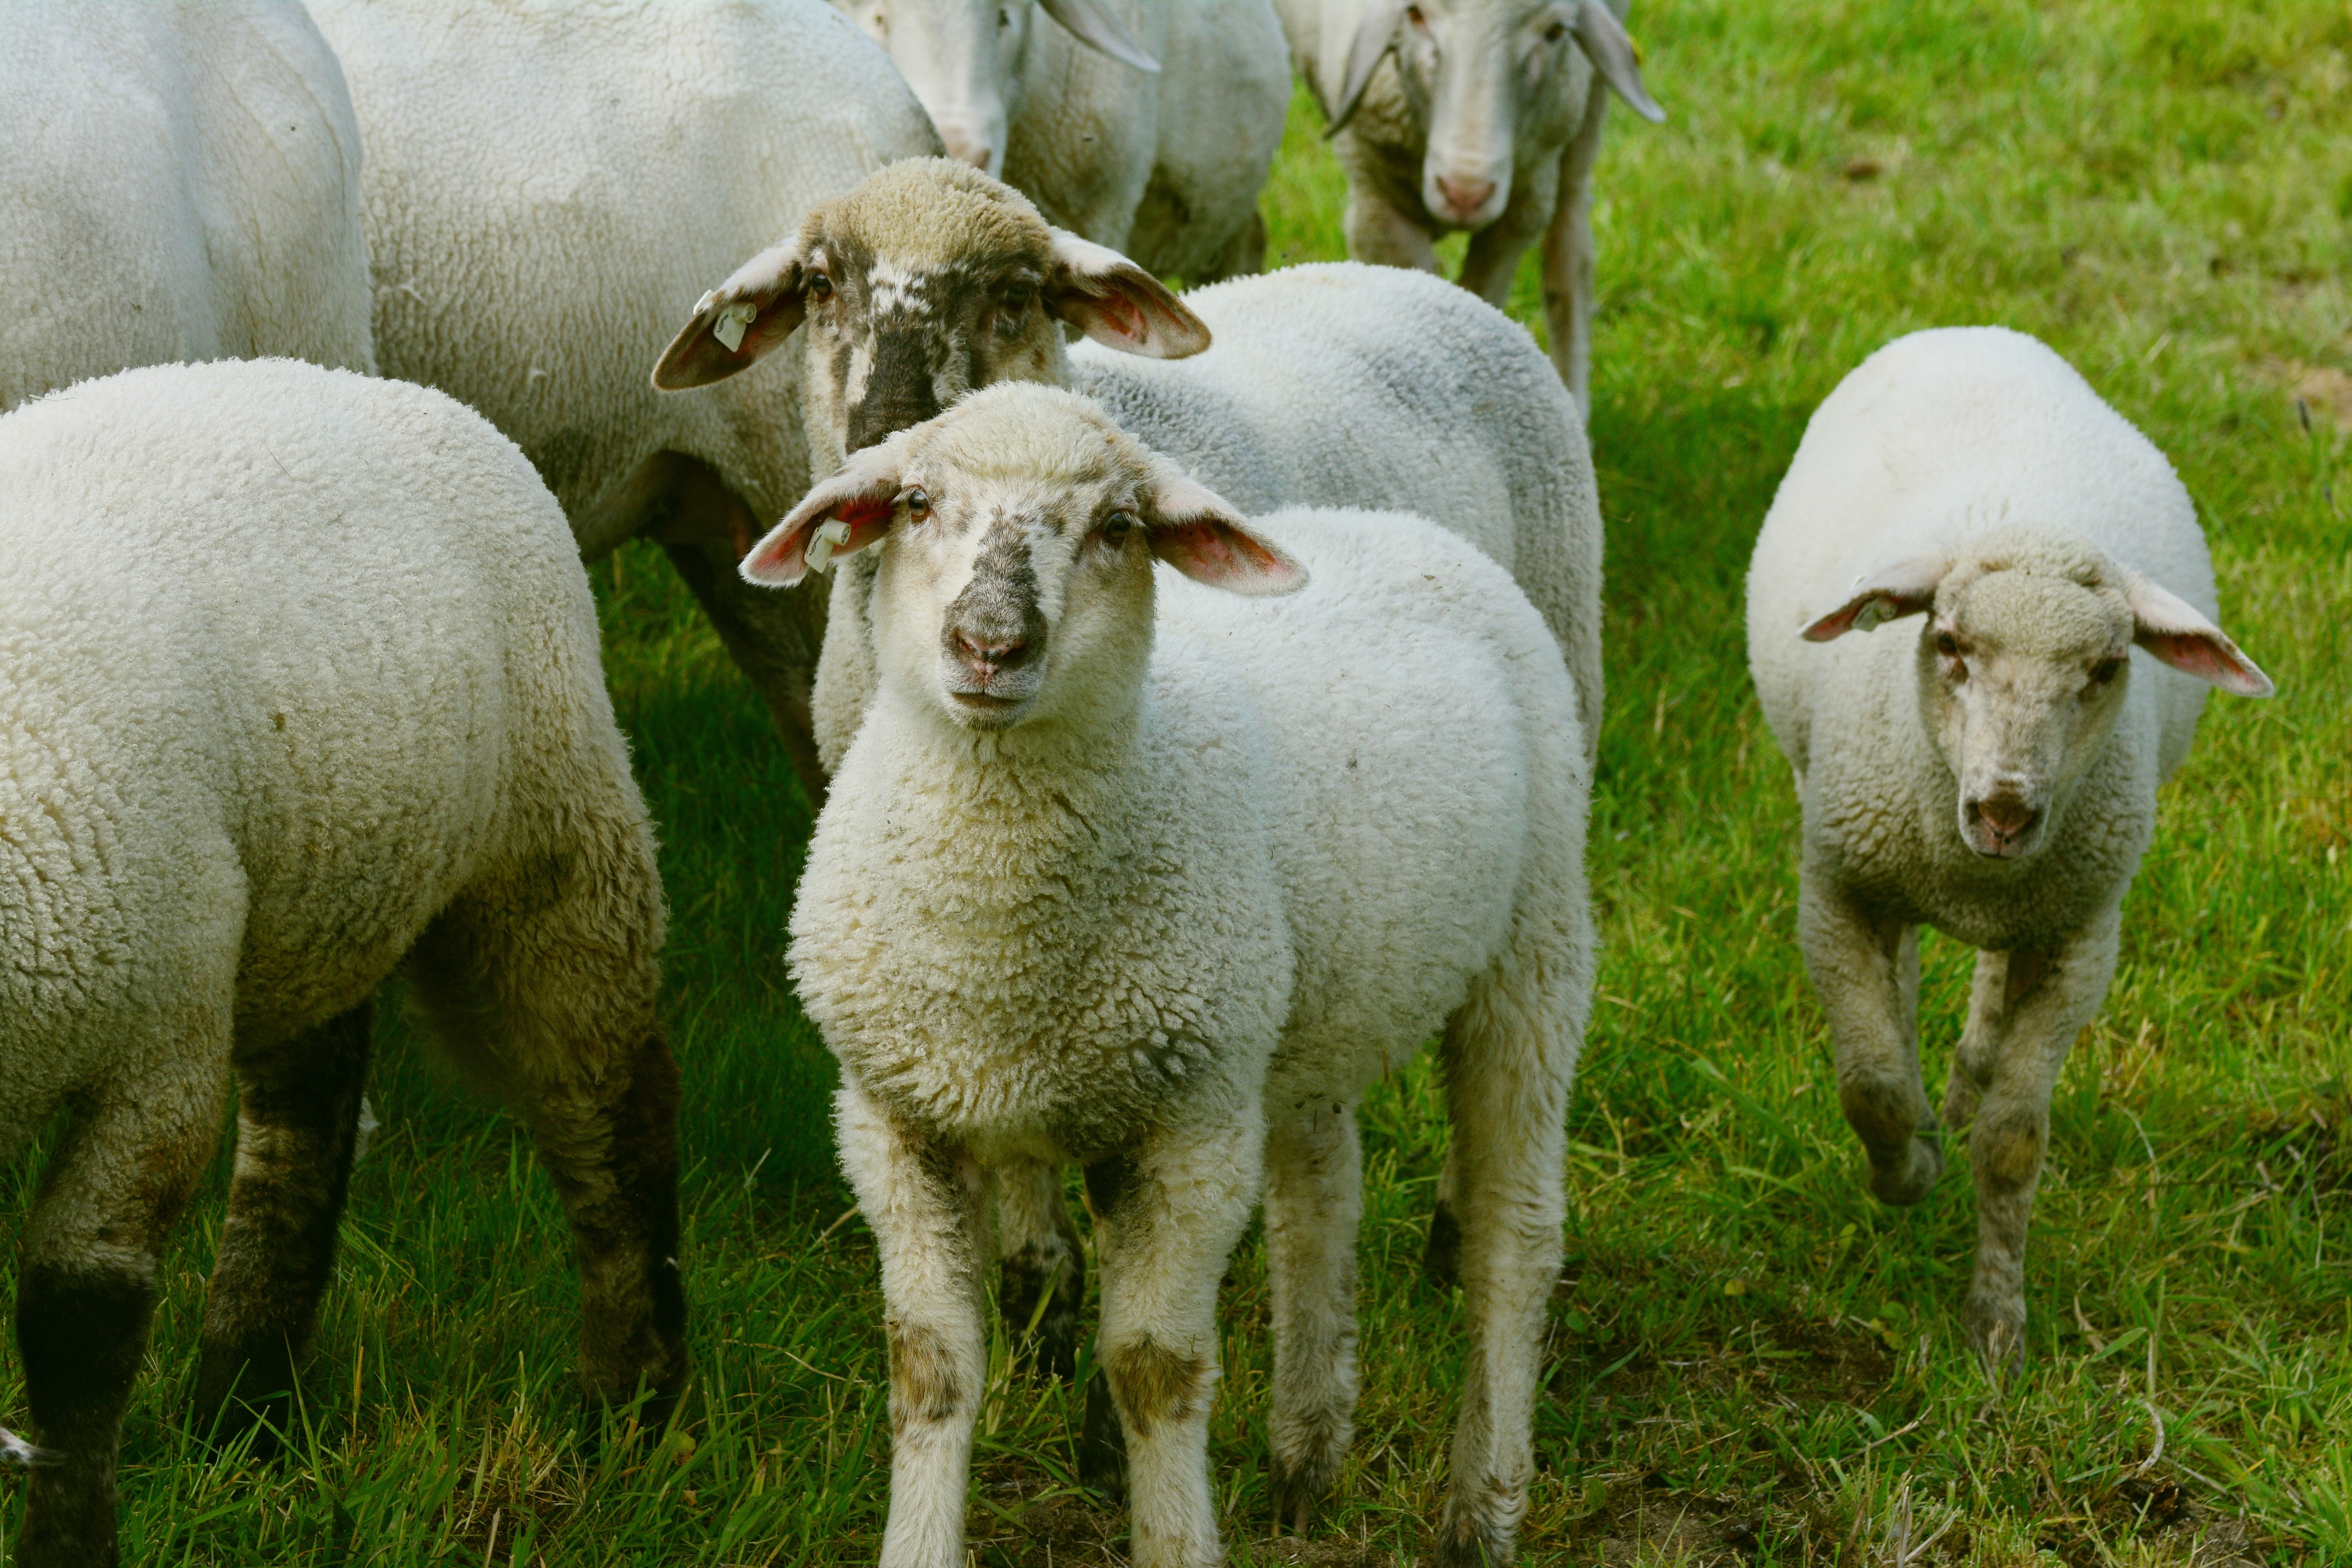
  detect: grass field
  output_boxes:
[6,0,2350,1562]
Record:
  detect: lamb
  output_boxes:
[0,0,374,410]
[307,0,940,802]
[1744,327,2275,1373]
[0,359,685,1568]
[833,0,1289,283]
[753,384,1594,1568]
[653,156,1606,1376]
[1275,0,1667,415]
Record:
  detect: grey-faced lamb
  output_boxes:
[654,155,1606,1380]
[1276,0,1666,414]
[752,383,1593,1568]
[833,0,1289,283]
[1745,327,2275,1373]
[0,359,685,1568]
[307,0,940,802]
[0,0,374,410]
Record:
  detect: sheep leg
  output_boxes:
[1086,1118,1261,1568]
[662,533,832,809]
[1423,1150,1462,1289]
[834,1083,989,1568]
[1800,871,1942,1206]
[195,1000,375,1452]
[1432,940,1578,1568]
[1264,1095,1363,1532]
[1336,147,1442,275]
[1956,909,2121,1379]
[401,846,687,1428]
[1938,950,2011,1132]
[1538,89,1612,419]
[992,1160,1085,1380]
[17,1060,224,1568]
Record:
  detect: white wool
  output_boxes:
[309,0,940,539]
[0,358,657,1166]
[0,0,375,410]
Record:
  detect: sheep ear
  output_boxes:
[1328,0,1407,134]
[1036,0,1160,71]
[2125,577,2275,697]
[1800,555,1947,641]
[1047,229,1210,359]
[1143,457,1305,597]
[1572,0,1666,124]
[740,450,902,588]
[653,242,810,391]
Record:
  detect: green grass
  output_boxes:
[7,0,2350,1561]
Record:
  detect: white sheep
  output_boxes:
[1276,0,1666,414]
[0,0,375,410]
[653,156,1606,1377]
[308,0,940,802]
[831,0,1289,283]
[1745,327,2275,1373]
[750,383,1593,1568]
[0,359,685,1568]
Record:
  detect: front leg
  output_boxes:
[833,1084,989,1568]
[1084,1112,1263,1568]
[1798,867,1942,1205]
[1953,908,2121,1378]
[1334,132,1443,274]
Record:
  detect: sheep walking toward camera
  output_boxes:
[0,0,374,409]
[1276,0,1666,414]
[1746,327,2275,1373]
[756,385,1593,1568]
[833,0,1289,283]
[0,359,685,1568]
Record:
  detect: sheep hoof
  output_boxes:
[1269,1448,1340,1535]
[1964,1291,2028,1384]
[1866,1126,1944,1207]
[1423,1199,1463,1291]
[1434,1500,1513,1567]
[1077,1369,1127,1499]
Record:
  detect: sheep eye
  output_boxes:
[1405,4,1426,26]
[1934,632,1960,658]
[1001,283,1033,312]
[902,487,930,515]
[998,5,1011,25]
[807,271,835,301]
[1543,18,1567,40]
[1100,508,1138,543]
[2089,656,2125,687]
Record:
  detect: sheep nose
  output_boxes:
[956,629,1031,675]
[1435,174,1495,220]
[1971,793,2039,842]
[933,120,996,172]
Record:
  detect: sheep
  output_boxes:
[1745,327,2275,1374]
[653,155,1605,1376]
[1274,0,1666,416]
[0,359,685,1568]
[751,383,1593,1568]
[0,0,374,410]
[307,0,941,804]
[831,0,1290,284]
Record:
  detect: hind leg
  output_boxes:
[195,1001,374,1452]
[992,1161,1084,1381]
[1434,940,1582,1567]
[18,1051,225,1567]
[403,828,686,1425]
[1264,1094,1363,1533]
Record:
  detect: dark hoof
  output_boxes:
[1866,1125,1944,1207]
[1424,1198,1463,1291]
[1077,1367,1127,1499]
[1964,1291,2027,1385]
[193,1352,298,1461]
[1269,1454,1328,1536]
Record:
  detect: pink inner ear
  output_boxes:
[744,494,895,584]
[1802,591,1929,641]
[2137,629,2273,695]
[1153,519,1301,592]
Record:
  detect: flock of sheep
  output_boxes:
[0,2,2276,1566]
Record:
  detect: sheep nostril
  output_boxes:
[1435,175,1495,218]
[1973,796,2038,839]
[957,631,1028,673]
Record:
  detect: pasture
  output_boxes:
[3,0,2346,1561]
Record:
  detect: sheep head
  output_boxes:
[1804,532,2272,861]
[740,384,1301,735]
[652,160,1207,476]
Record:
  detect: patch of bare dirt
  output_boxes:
[2261,358,2352,432]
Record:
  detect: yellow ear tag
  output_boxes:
[712,301,758,353]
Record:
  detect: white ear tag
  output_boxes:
[802,518,853,572]
[711,301,758,353]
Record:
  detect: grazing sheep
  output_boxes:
[1745,327,2275,1373]
[1275,0,1666,414]
[655,156,1604,1376]
[0,359,685,1568]
[755,384,1593,1568]
[0,0,374,410]
[834,0,1289,283]
[308,0,940,802]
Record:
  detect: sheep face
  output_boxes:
[1329,0,1664,230]
[1804,533,2274,862]
[836,2,1160,177]
[650,162,1209,456]
[739,385,1302,735]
